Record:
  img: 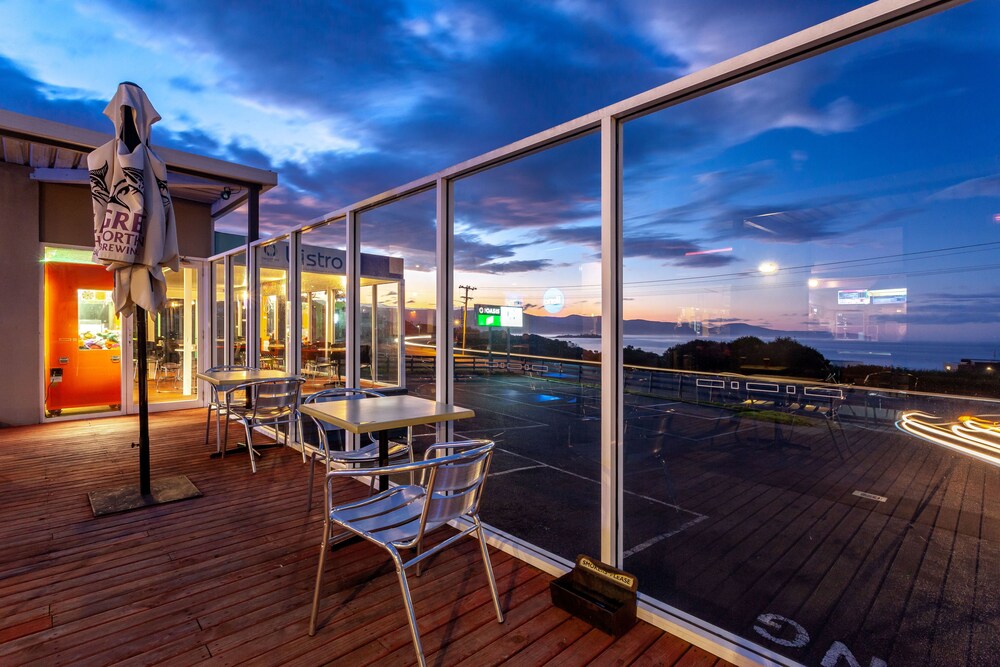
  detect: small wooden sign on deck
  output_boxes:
[550,554,638,636]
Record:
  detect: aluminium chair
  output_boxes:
[308,440,503,667]
[203,364,253,451]
[226,377,304,473]
[155,363,181,392]
[299,388,413,510]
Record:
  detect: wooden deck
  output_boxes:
[0,410,731,666]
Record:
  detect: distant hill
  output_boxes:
[512,312,831,340]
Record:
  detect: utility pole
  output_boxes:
[458,284,476,350]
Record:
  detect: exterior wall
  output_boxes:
[39,183,213,257]
[0,178,214,426]
[0,162,41,426]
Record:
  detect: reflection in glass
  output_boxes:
[232,251,248,365]
[213,259,225,366]
[136,265,199,403]
[450,135,602,562]
[300,220,347,393]
[257,239,289,370]
[620,8,1000,665]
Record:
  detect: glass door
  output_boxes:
[127,260,203,411]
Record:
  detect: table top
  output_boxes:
[299,394,475,434]
[196,369,298,387]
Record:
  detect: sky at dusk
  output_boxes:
[3,0,998,343]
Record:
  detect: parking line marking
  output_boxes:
[491,465,547,477]
[623,515,709,559]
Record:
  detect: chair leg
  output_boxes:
[244,421,257,473]
[476,518,504,623]
[392,553,426,667]
[414,538,424,577]
[204,405,212,445]
[216,408,223,453]
[306,454,316,512]
[309,520,331,636]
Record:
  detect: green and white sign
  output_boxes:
[476,304,523,328]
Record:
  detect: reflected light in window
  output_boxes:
[758,261,779,274]
[808,278,820,288]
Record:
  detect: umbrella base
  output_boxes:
[87,474,202,517]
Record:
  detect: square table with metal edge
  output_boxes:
[298,394,475,491]
[197,368,302,457]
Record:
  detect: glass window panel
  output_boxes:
[452,134,601,561]
[300,219,346,393]
[358,189,436,396]
[232,250,248,365]
[139,264,199,402]
[257,239,289,371]
[213,259,225,367]
[622,5,1000,664]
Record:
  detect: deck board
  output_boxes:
[0,410,729,666]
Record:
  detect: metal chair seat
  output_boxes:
[309,440,504,667]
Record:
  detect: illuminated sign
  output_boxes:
[837,290,870,305]
[543,288,565,314]
[476,304,523,328]
[837,288,907,305]
[869,288,907,304]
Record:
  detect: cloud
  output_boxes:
[624,0,858,74]
[932,174,1000,201]
[0,56,107,131]
[477,259,557,274]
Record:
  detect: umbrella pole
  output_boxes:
[136,306,151,496]
[86,303,201,516]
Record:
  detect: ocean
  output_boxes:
[556,335,1000,371]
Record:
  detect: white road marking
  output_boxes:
[622,515,709,559]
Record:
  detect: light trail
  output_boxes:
[896,411,1000,467]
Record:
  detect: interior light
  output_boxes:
[807,278,819,288]
[758,261,779,275]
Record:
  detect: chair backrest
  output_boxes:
[250,378,304,417]
[301,388,384,450]
[302,387,384,405]
[420,440,495,528]
[359,345,372,365]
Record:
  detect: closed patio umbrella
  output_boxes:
[86,82,199,514]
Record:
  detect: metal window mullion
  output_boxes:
[371,284,378,383]
[346,210,360,389]
[345,210,361,450]
[397,277,406,389]
[224,255,233,365]
[600,114,624,567]
[247,242,259,369]
[288,233,301,375]
[435,177,455,441]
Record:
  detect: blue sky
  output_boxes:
[2,0,873,230]
[3,0,999,342]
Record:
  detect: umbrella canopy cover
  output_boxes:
[88,82,179,316]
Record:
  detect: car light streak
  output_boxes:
[896,411,1000,467]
